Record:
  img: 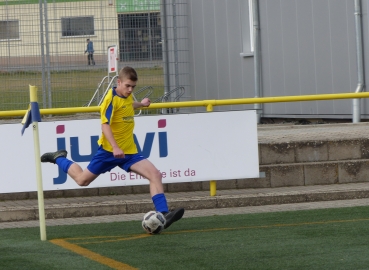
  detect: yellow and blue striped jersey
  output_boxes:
[97,87,138,154]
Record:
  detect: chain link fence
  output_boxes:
[0,0,189,114]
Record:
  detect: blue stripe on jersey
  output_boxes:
[105,88,117,124]
[105,102,113,124]
[112,87,118,96]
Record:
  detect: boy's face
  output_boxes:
[116,78,137,97]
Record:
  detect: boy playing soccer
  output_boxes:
[41,66,184,229]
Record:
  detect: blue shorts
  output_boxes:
[87,146,146,175]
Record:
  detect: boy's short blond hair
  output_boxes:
[119,66,138,81]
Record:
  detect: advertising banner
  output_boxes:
[0,110,259,193]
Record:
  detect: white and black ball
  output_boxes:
[142,211,166,234]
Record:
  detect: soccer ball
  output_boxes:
[142,211,166,234]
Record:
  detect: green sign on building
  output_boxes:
[116,0,160,13]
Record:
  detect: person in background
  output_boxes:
[85,39,95,65]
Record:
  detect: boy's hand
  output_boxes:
[112,146,125,158]
[141,98,151,107]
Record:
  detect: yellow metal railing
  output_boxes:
[3,91,369,117]
[3,91,369,196]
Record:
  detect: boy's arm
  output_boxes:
[133,98,151,109]
[101,123,125,158]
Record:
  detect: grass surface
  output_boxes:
[0,67,164,111]
[1,206,369,269]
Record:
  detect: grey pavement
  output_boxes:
[1,195,369,229]
[257,121,369,143]
[2,182,369,229]
[4,58,163,72]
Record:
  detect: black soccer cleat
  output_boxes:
[41,150,67,164]
[163,208,185,229]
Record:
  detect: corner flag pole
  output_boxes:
[30,85,47,241]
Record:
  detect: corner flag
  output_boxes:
[21,101,41,135]
[22,85,47,241]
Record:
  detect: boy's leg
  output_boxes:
[130,159,184,229]
[129,159,164,197]
[41,150,98,186]
[67,163,98,186]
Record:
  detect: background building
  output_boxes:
[1,0,368,121]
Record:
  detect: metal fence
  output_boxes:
[0,0,189,113]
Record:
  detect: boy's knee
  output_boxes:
[155,169,162,179]
[149,170,162,183]
[76,179,91,187]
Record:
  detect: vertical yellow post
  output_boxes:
[30,85,47,241]
[206,104,216,196]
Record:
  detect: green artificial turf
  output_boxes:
[1,206,369,270]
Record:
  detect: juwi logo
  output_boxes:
[53,119,168,185]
